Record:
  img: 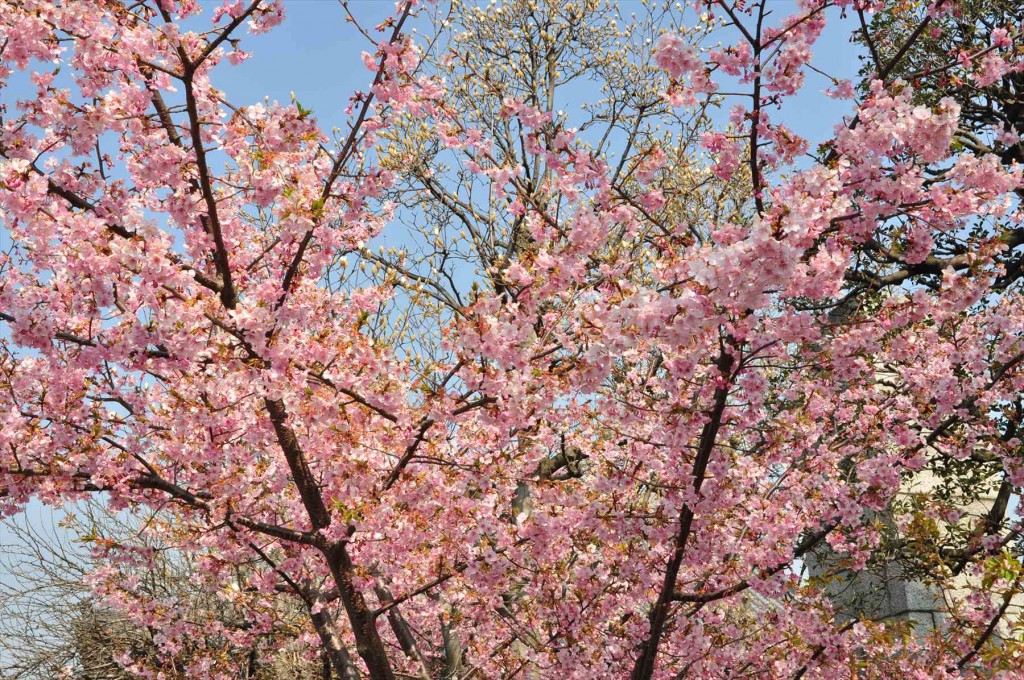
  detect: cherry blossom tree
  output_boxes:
[1,1,1022,678]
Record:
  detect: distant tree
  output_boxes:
[1,505,322,679]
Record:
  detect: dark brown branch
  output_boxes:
[673,522,836,604]
[380,418,435,493]
[263,397,332,530]
[277,1,415,304]
[181,71,238,309]
[371,538,528,619]
[0,147,224,295]
[748,1,766,216]
[957,577,1020,670]
[791,620,858,679]
[2,466,314,545]
[630,346,736,680]
[373,567,462,619]
[193,0,263,68]
[858,8,882,75]
[0,311,170,359]
[380,396,496,492]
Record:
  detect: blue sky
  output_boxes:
[216,0,406,131]
[207,1,865,159]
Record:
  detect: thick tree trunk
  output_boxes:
[375,584,432,680]
[325,543,396,680]
[310,599,363,680]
